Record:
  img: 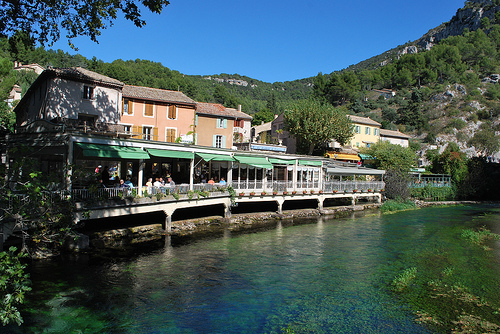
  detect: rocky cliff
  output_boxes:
[417,0,500,50]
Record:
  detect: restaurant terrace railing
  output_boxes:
[70,180,385,203]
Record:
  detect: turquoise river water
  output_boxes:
[5,204,500,333]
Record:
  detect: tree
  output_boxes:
[468,126,500,157]
[251,110,274,126]
[284,99,353,155]
[363,141,417,172]
[0,0,170,48]
[363,141,417,200]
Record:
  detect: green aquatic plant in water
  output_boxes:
[461,226,500,250]
[392,223,500,333]
[392,267,417,292]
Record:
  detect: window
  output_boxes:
[166,128,177,143]
[167,105,177,120]
[355,126,361,134]
[214,135,225,148]
[374,128,379,136]
[217,118,227,128]
[143,126,153,140]
[83,85,94,100]
[144,103,154,117]
[123,99,133,115]
[124,125,132,134]
[365,127,371,135]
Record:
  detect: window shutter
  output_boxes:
[173,105,177,119]
[136,126,143,139]
[145,103,154,116]
[132,125,139,139]
[213,135,217,147]
[195,133,198,145]
[223,119,227,129]
[221,135,226,148]
[217,118,221,128]
[195,115,198,126]
[153,127,159,141]
[127,100,132,114]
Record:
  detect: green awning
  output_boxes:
[75,143,150,159]
[196,152,235,162]
[234,155,273,169]
[147,149,194,159]
[269,158,296,165]
[298,160,323,167]
[359,153,374,160]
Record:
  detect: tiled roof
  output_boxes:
[226,107,253,120]
[50,67,124,87]
[380,129,411,139]
[348,115,381,126]
[123,85,196,105]
[196,102,252,119]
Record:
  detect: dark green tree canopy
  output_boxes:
[0,0,170,47]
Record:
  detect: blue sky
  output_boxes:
[50,0,466,83]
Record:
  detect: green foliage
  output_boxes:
[468,124,500,156]
[0,247,31,326]
[428,144,469,184]
[226,185,236,206]
[392,267,417,292]
[251,109,275,126]
[411,185,456,201]
[284,99,353,154]
[380,199,417,213]
[0,0,170,48]
[363,141,417,172]
[1,146,76,254]
[461,226,500,248]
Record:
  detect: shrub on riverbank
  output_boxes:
[411,184,456,201]
[380,199,417,213]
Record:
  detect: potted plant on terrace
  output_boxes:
[249,191,256,196]
[353,189,358,193]
[310,190,315,194]
[261,191,267,196]
[272,190,278,195]
[292,190,297,195]
[239,192,245,197]
[303,190,308,194]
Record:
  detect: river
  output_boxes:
[6,204,500,333]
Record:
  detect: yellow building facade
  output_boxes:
[347,115,381,148]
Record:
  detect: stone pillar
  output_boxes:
[317,197,324,211]
[164,212,172,233]
[351,195,356,206]
[377,193,382,204]
[224,202,232,218]
[276,198,285,214]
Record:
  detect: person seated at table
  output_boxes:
[124,178,133,188]
[219,177,226,185]
[208,178,215,185]
[167,176,175,187]
[119,179,130,188]
[153,178,163,188]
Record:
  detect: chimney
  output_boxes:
[238,104,242,112]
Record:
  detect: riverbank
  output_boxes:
[87,200,482,251]
[88,203,382,249]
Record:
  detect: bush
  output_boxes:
[380,198,417,213]
[411,184,456,201]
